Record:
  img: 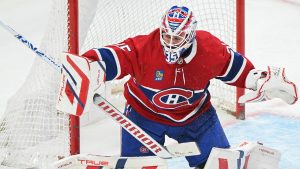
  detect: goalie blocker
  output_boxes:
[57,52,105,116]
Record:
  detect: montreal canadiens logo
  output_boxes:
[152,88,193,109]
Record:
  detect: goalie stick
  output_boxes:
[0,19,200,159]
[0,19,61,71]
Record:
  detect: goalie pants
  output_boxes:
[121,105,230,167]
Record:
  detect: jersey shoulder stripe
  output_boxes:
[96,47,121,81]
[216,50,246,84]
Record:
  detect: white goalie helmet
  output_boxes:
[160,6,197,64]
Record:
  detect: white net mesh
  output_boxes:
[0,0,239,168]
[0,0,70,168]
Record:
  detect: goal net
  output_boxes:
[0,0,244,168]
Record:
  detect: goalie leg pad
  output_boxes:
[204,141,281,169]
[54,154,168,169]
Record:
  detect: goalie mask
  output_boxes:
[160,6,197,64]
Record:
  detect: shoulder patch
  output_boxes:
[154,70,164,81]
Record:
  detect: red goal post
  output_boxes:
[236,0,246,120]
[0,0,245,168]
[68,0,80,156]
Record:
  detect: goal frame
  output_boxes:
[236,0,246,120]
[68,0,80,155]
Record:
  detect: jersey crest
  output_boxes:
[152,88,193,109]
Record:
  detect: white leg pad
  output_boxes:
[54,154,168,169]
[204,141,281,169]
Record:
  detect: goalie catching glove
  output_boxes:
[239,66,298,105]
[56,52,105,116]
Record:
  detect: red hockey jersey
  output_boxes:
[83,28,254,126]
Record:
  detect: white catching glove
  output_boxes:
[239,66,298,105]
[56,52,105,116]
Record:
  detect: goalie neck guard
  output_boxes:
[160,6,197,64]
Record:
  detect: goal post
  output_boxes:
[236,0,246,120]
[0,0,246,168]
[67,0,80,156]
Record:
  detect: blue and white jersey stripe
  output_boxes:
[96,47,121,81]
[216,50,247,84]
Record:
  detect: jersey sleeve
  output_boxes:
[215,42,255,88]
[82,38,138,81]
